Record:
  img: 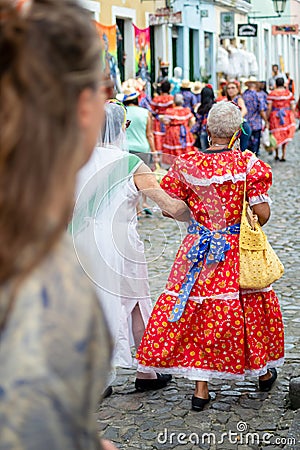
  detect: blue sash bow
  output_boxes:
[179,124,187,148]
[168,219,240,322]
[160,121,166,133]
[272,107,290,126]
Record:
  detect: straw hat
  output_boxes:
[191,81,202,94]
[116,93,125,102]
[244,76,260,87]
[181,79,191,89]
[122,86,139,101]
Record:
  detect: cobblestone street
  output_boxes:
[98,132,300,450]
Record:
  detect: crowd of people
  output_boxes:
[0,1,298,449]
[119,65,298,165]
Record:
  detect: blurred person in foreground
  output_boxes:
[137,101,284,412]
[267,77,296,162]
[72,101,190,393]
[0,1,116,449]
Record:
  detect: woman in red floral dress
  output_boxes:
[151,80,173,152]
[267,77,296,162]
[162,94,195,166]
[136,101,284,411]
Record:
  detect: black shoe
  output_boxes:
[135,373,172,392]
[259,368,277,392]
[191,394,211,412]
[280,158,286,162]
[275,156,280,161]
[103,386,113,398]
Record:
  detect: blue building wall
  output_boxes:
[171,1,217,87]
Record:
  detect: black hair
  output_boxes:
[272,64,279,69]
[260,81,268,93]
[275,77,284,87]
[161,80,171,93]
[123,97,139,106]
[197,87,215,115]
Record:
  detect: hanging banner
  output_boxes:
[238,23,258,37]
[272,24,299,35]
[133,25,151,82]
[94,22,119,86]
[220,12,235,39]
[149,9,182,26]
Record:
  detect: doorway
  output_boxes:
[189,29,194,81]
[150,25,156,89]
[116,18,125,82]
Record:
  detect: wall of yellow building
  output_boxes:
[97,0,165,28]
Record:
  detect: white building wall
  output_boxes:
[78,0,100,20]
[111,6,136,79]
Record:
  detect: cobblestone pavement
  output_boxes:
[98,132,300,450]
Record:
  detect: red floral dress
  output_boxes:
[267,89,296,146]
[151,94,174,152]
[162,106,195,166]
[136,149,284,381]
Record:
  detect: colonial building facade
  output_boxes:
[80,0,300,98]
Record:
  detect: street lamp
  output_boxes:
[272,0,287,16]
[248,0,289,21]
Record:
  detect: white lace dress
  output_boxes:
[72,146,153,382]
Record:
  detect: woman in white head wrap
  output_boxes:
[71,101,190,392]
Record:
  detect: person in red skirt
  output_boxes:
[151,81,173,153]
[161,94,195,167]
[267,77,296,162]
[136,101,284,411]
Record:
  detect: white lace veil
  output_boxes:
[71,101,141,388]
[99,100,128,151]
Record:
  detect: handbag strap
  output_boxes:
[242,176,247,214]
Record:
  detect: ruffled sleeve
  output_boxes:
[161,157,192,201]
[244,150,273,206]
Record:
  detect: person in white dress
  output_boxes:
[71,101,190,393]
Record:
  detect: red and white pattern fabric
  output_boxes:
[267,89,296,146]
[162,106,195,166]
[151,94,174,152]
[136,149,284,381]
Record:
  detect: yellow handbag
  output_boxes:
[239,183,284,289]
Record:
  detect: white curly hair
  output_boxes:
[207,101,242,138]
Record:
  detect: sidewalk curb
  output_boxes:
[283,410,300,450]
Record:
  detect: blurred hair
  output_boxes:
[207,101,242,138]
[260,81,267,93]
[275,77,284,87]
[0,0,102,309]
[161,80,171,93]
[197,86,215,115]
[174,93,184,106]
